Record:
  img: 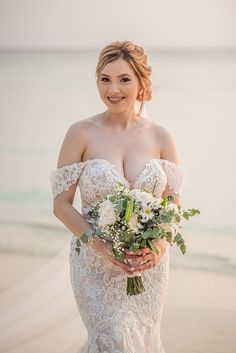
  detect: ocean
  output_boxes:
[0,50,235,275]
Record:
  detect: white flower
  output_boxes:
[165,202,179,214]
[130,189,155,205]
[159,223,174,233]
[154,197,163,208]
[98,200,117,228]
[159,222,179,236]
[128,213,140,233]
[141,210,155,222]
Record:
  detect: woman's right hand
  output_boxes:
[88,237,136,275]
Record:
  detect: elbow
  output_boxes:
[52,200,62,217]
[52,198,72,218]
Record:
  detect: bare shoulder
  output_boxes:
[150,122,180,163]
[56,114,100,168]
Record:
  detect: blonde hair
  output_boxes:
[95,40,152,115]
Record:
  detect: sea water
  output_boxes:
[0,51,235,274]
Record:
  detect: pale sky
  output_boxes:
[0,0,235,50]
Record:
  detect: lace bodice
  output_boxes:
[50,158,186,213]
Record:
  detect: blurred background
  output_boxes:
[0,1,235,353]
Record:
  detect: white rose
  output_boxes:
[165,203,179,214]
[130,189,155,204]
[98,200,117,228]
[159,223,173,233]
[128,213,139,233]
[159,223,179,236]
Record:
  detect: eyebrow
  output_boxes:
[100,73,131,77]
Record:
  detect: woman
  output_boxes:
[50,40,186,353]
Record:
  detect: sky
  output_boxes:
[0,0,235,50]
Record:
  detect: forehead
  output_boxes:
[100,58,136,77]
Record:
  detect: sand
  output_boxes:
[0,252,235,353]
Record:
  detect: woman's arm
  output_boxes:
[52,122,94,239]
[154,127,182,251]
[160,126,181,206]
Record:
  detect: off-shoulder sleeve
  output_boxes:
[49,162,86,199]
[159,159,187,196]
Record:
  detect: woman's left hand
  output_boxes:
[123,238,169,273]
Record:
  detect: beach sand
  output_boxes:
[0,252,235,353]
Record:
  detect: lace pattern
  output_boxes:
[70,237,169,353]
[50,162,86,198]
[49,157,186,352]
[158,159,187,196]
[49,158,186,201]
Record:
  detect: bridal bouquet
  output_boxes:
[75,183,200,296]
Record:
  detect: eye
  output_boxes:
[100,77,131,82]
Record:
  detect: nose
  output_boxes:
[107,82,121,94]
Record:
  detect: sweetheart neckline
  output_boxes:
[81,158,168,189]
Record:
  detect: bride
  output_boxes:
[50,40,186,353]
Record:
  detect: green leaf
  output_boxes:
[115,200,124,213]
[159,213,172,223]
[174,233,182,242]
[188,208,200,217]
[175,214,181,223]
[166,231,173,243]
[130,243,140,251]
[180,244,186,255]
[108,195,117,203]
[167,195,174,202]
[75,247,80,255]
[141,229,155,239]
[140,238,147,248]
[162,196,167,207]
[147,239,159,255]
[80,232,89,243]
[183,211,189,220]
[112,247,125,262]
[125,198,134,222]
[95,228,103,236]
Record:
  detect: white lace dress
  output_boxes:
[50,158,186,353]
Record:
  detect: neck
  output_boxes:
[103,108,141,131]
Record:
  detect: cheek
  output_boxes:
[126,84,139,98]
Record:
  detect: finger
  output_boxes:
[124,247,150,256]
[124,248,151,256]
[134,261,154,271]
[126,254,153,267]
[112,259,135,274]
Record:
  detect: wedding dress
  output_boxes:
[50,158,186,353]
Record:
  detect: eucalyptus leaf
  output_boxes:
[174,233,182,242]
[140,238,147,248]
[147,239,159,255]
[130,243,140,251]
[183,211,189,220]
[180,244,186,255]
[159,213,172,223]
[75,247,80,255]
[80,233,89,243]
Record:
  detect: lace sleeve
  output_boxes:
[160,159,187,196]
[49,162,86,198]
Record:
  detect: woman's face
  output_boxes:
[97,57,141,113]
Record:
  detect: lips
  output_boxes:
[107,96,125,104]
